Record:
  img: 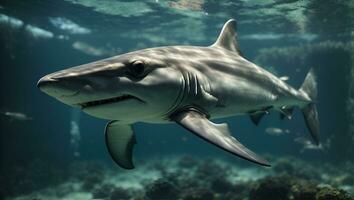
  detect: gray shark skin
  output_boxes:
[38,19,319,169]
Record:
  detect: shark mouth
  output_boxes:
[78,94,141,109]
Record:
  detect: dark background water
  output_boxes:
[0,0,353,185]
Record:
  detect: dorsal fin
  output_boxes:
[211,19,243,55]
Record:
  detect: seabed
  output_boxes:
[4,155,354,200]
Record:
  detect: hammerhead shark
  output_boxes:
[37,19,319,169]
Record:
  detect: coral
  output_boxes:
[69,161,105,180]
[68,161,105,191]
[291,179,318,200]
[81,173,102,191]
[178,155,199,168]
[194,159,228,181]
[248,174,354,200]
[215,182,252,200]
[232,183,250,199]
[272,157,320,180]
[340,175,354,185]
[2,157,354,200]
[172,175,201,191]
[273,157,296,174]
[316,187,353,200]
[55,184,76,198]
[110,187,131,200]
[216,192,244,200]
[92,183,115,199]
[145,178,180,200]
[181,187,214,200]
[249,175,292,200]
[210,177,234,193]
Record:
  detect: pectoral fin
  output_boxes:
[171,109,270,166]
[105,121,136,169]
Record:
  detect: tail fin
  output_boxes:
[299,68,320,145]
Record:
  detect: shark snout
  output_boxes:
[37,75,57,93]
[37,75,56,88]
[37,75,79,97]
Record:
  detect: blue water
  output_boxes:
[0,0,353,199]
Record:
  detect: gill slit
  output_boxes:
[164,71,197,119]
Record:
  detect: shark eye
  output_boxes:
[129,60,146,78]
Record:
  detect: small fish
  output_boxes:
[1,111,33,121]
[265,127,290,136]
[279,76,289,81]
[294,137,324,153]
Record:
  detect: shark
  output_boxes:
[37,19,319,169]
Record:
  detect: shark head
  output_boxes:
[37,49,184,122]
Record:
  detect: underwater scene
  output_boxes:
[1,0,354,199]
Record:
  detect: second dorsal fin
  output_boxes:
[211,19,243,55]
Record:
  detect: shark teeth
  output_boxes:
[79,94,135,108]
